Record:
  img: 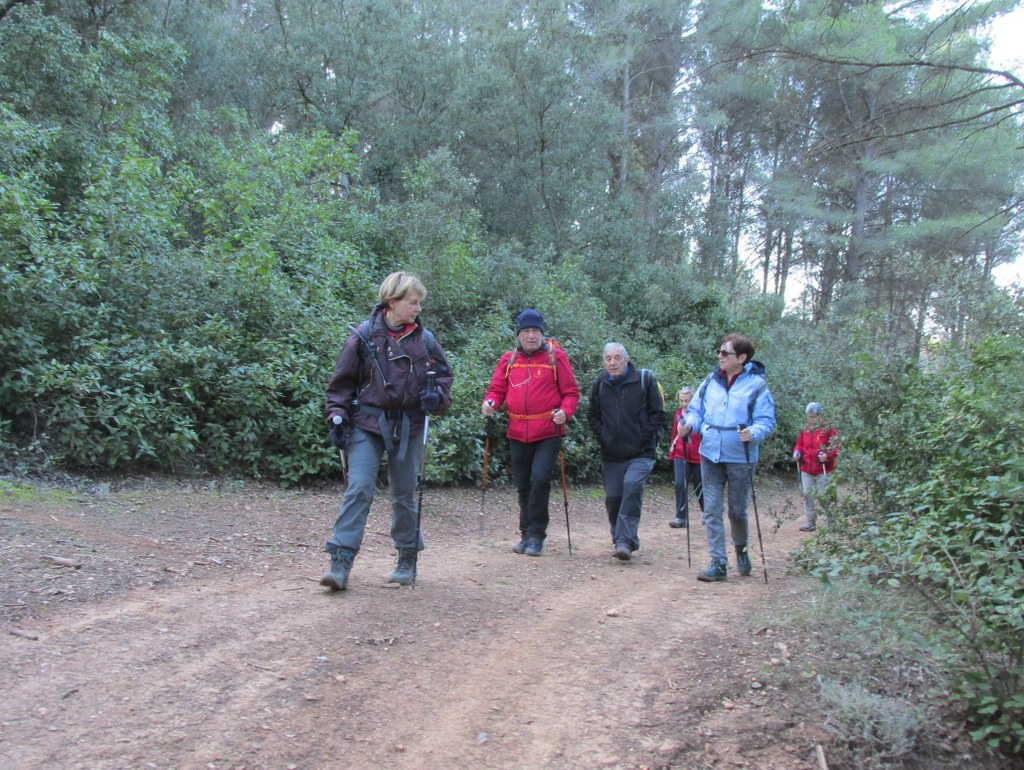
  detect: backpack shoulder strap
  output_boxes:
[349,319,386,388]
[697,371,713,402]
[348,319,374,362]
[421,327,437,358]
[504,340,560,381]
[639,368,665,407]
[503,348,519,379]
[547,339,560,383]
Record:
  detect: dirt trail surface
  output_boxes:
[1,476,832,769]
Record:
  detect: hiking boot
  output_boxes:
[613,543,631,561]
[387,548,418,586]
[799,523,816,532]
[319,549,355,591]
[735,545,752,577]
[524,539,544,557]
[669,517,688,529]
[512,538,529,555]
[697,559,727,582]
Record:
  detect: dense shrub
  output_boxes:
[800,335,1024,755]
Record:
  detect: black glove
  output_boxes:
[420,389,440,414]
[329,421,350,449]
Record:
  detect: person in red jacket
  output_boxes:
[668,387,703,528]
[482,310,580,556]
[792,402,839,531]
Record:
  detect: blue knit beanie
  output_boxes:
[515,309,545,333]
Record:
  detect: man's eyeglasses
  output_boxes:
[717,349,736,357]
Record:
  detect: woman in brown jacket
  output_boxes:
[320,272,453,590]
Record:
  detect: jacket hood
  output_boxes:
[712,359,766,383]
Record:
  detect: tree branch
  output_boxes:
[719,47,1024,92]
[0,0,36,23]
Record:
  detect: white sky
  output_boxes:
[988,5,1024,286]
[989,5,1024,76]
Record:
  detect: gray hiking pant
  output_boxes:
[700,458,752,563]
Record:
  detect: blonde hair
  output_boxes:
[378,271,427,305]
[677,387,694,400]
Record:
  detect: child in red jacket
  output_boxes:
[792,402,839,531]
[668,387,703,528]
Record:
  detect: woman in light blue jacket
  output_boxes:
[680,333,776,582]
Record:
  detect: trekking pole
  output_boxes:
[412,371,436,588]
[739,423,768,584]
[480,423,491,535]
[681,481,702,567]
[683,434,690,566]
[331,415,348,486]
[684,493,691,567]
[559,449,573,555]
[676,475,702,566]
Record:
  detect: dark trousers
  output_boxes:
[601,456,655,552]
[509,436,561,542]
[673,459,704,522]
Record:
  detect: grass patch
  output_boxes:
[0,480,75,505]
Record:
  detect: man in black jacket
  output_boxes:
[587,342,666,561]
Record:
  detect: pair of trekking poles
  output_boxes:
[671,424,768,583]
[480,416,573,555]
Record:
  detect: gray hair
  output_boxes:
[603,342,628,360]
[677,387,695,399]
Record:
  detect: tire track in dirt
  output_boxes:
[382,502,796,769]
[1,482,812,769]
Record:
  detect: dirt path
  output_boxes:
[1,478,828,769]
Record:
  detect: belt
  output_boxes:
[704,423,739,431]
[508,410,554,420]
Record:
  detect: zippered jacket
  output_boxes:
[325,306,453,437]
[484,342,580,443]
[587,364,666,462]
[684,361,775,464]
[793,425,839,475]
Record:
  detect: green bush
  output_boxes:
[800,335,1024,755]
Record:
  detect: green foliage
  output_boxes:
[800,335,1024,754]
[0,87,374,485]
[1,9,1022,758]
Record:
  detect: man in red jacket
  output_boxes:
[793,402,839,531]
[482,309,580,556]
